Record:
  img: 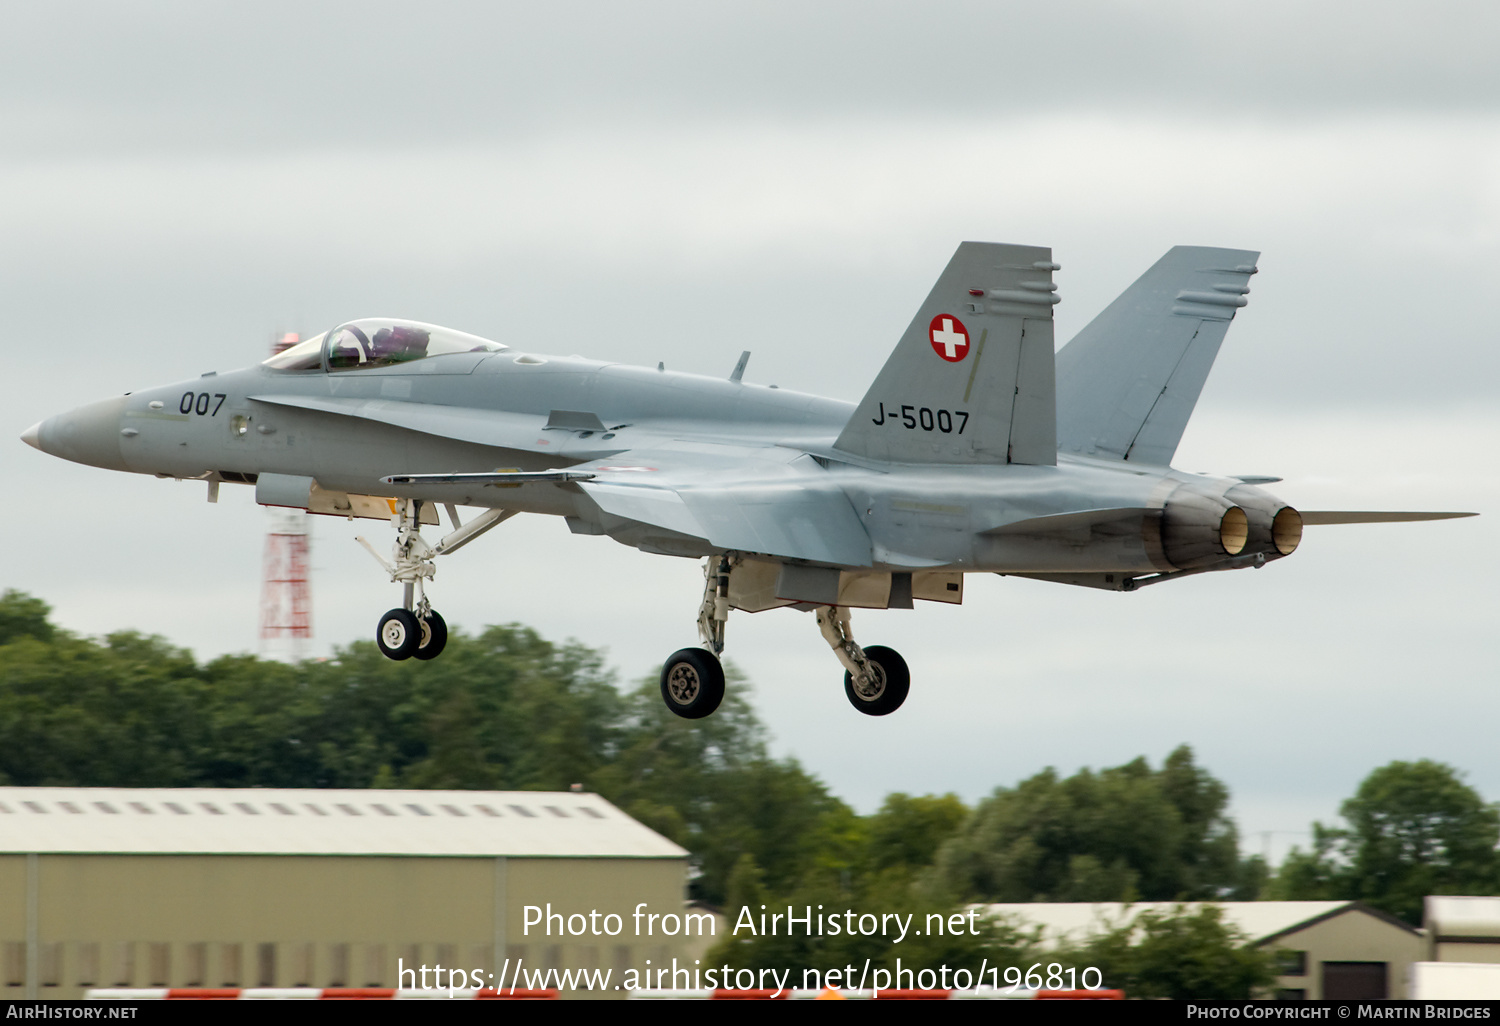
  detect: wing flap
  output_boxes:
[679,484,872,567]
[576,445,873,566]
[582,481,709,540]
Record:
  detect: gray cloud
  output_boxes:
[7,2,1500,157]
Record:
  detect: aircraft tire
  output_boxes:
[660,648,725,719]
[413,610,448,661]
[844,645,909,716]
[376,608,421,661]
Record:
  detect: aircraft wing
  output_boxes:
[572,442,874,568]
[251,394,872,565]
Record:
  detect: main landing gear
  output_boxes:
[817,606,910,717]
[658,557,910,719]
[660,557,730,719]
[358,498,513,662]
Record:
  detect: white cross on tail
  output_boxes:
[931,318,967,359]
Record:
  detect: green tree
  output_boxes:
[0,626,207,787]
[585,667,846,905]
[0,590,54,645]
[932,746,1242,902]
[1271,760,1500,924]
[707,869,1039,981]
[1056,904,1276,999]
[0,597,631,792]
[867,792,968,873]
[724,853,769,914]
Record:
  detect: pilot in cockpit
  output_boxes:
[263,319,508,372]
[369,325,431,363]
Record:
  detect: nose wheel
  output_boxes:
[377,608,420,659]
[376,607,447,661]
[357,499,513,662]
[413,609,447,661]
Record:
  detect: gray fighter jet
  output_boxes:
[22,243,1474,718]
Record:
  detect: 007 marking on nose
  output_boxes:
[179,392,227,416]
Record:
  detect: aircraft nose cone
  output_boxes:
[27,397,130,471]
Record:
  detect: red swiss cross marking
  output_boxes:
[929,314,970,362]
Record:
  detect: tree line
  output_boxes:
[3,589,1497,996]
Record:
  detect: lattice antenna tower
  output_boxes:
[258,332,313,662]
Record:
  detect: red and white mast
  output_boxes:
[258,332,313,661]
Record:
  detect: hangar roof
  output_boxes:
[0,787,687,859]
[983,900,1420,946]
[1426,897,1500,939]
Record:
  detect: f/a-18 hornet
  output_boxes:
[23,243,1474,718]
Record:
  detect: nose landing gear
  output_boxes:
[377,604,448,661]
[376,606,447,660]
[358,499,510,662]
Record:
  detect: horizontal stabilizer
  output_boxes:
[835,242,1058,466]
[1300,511,1477,525]
[983,507,1153,535]
[1056,246,1259,466]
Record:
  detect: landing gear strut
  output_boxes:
[818,605,909,716]
[358,499,511,662]
[659,556,730,718]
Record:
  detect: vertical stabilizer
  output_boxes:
[834,242,1058,465]
[1056,246,1258,466]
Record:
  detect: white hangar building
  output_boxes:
[0,787,693,1000]
[984,900,1426,1000]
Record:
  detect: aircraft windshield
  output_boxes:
[325,319,507,371]
[261,320,507,371]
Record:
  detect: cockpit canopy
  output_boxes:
[262,318,508,371]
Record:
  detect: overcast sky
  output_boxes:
[6,2,1497,863]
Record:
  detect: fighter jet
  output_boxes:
[22,243,1474,719]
